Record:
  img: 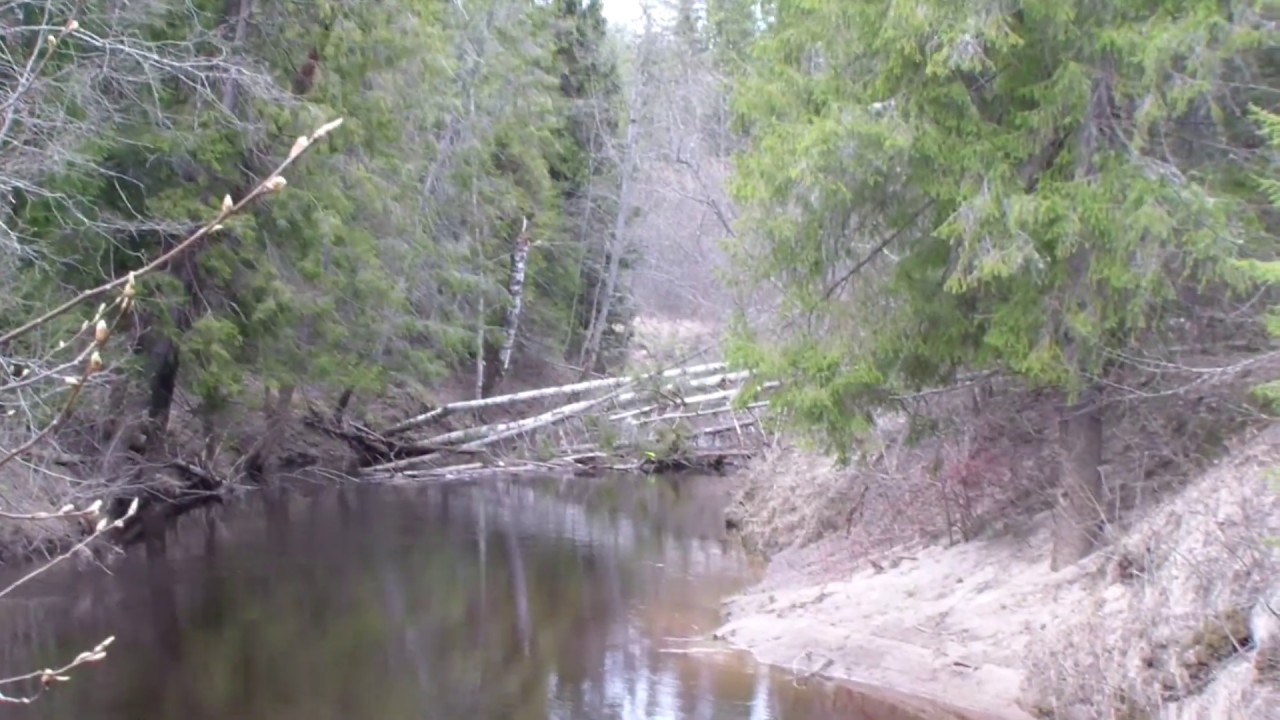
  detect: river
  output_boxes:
[0,474,959,719]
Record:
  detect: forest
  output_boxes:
[2,0,1280,717]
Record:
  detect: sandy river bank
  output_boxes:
[714,424,1280,719]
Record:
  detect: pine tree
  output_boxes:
[726,0,1277,567]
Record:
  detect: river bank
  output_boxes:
[715,424,1280,719]
[0,360,576,565]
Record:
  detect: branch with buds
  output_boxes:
[0,296,127,472]
[0,499,139,600]
[0,498,105,522]
[0,116,342,347]
[0,43,345,696]
[0,496,139,705]
[0,117,343,469]
[0,636,115,705]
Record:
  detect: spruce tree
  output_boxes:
[726,0,1277,567]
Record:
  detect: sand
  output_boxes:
[714,515,1091,720]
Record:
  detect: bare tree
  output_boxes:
[603,4,742,365]
[579,58,645,377]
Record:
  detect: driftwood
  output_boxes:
[369,449,755,484]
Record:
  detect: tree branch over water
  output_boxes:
[0,49,344,691]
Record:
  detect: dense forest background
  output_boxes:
[0,0,749,552]
[1,0,1278,571]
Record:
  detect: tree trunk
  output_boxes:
[220,0,253,113]
[486,218,531,396]
[1050,392,1105,571]
[474,297,486,401]
[142,335,181,457]
[333,387,354,423]
[244,383,294,480]
[141,238,200,460]
[1049,57,1116,571]
[579,67,645,379]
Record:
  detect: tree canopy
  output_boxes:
[1,0,630,434]
[721,0,1280,565]
[726,0,1278,450]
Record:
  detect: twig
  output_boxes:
[0,498,138,599]
[0,636,116,704]
[0,117,344,347]
[0,498,104,522]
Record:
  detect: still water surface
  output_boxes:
[2,475,941,720]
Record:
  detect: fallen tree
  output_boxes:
[357,360,776,481]
[382,361,729,435]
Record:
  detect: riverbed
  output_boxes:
[1,474,974,719]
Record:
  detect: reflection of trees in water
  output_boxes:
[0,477,928,720]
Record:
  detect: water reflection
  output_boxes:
[0,475,946,720]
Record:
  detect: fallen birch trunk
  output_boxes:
[361,446,484,475]
[416,389,626,449]
[363,448,756,483]
[383,361,727,435]
[693,417,759,437]
[415,370,751,448]
[624,400,770,425]
[602,370,752,412]
[457,391,623,450]
[611,381,778,420]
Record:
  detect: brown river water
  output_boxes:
[0,474,951,719]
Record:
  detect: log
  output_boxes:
[610,370,751,406]
[362,448,756,483]
[693,417,759,437]
[624,400,769,425]
[673,380,778,407]
[413,370,749,449]
[360,445,486,475]
[382,361,727,435]
[457,391,623,450]
[609,376,768,420]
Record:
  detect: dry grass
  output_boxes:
[729,356,1272,570]
[1023,422,1280,720]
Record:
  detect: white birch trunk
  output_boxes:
[455,391,624,451]
[490,218,531,394]
[383,361,727,435]
[621,400,770,425]
[474,297,486,401]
